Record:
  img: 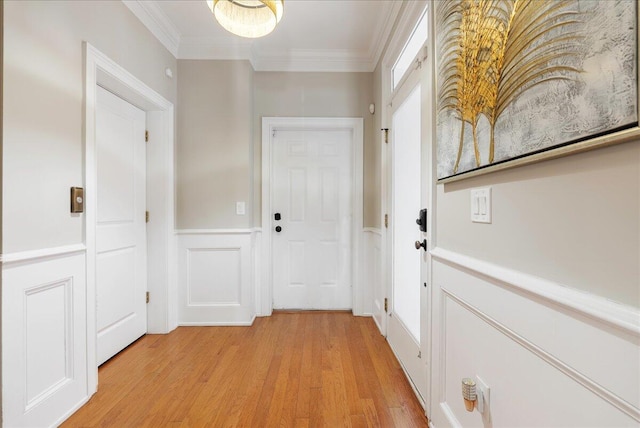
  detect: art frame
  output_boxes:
[435,0,640,183]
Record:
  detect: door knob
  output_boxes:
[414,239,427,250]
[275,226,282,232]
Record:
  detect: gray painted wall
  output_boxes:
[253,71,377,227]
[176,66,378,229]
[3,0,177,253]
[176,60,253,229]
[436,141,640,308]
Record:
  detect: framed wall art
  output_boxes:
[436,0,638,182]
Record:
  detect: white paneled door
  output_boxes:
[272,129,353,309]
[95,86,147,365]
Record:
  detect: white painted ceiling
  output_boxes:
[123,0,402,72]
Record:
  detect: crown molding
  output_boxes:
[179,37,253,60]
[251,49,374,72]
[123,0,403,72]
[367,1,403,72]
[122,0,181,57]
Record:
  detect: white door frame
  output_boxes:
[260,117,364,316]
[380,0,433,413]
[84,43,177,394]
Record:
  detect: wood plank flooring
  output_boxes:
[62,312,428,427]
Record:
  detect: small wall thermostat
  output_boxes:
[70,187,84,213]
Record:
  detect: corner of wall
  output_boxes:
[1,0,4,422]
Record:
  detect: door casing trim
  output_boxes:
[84,43,177,394]
[260,117,364,316]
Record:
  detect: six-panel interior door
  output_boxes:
[272,128,353,310]
[95,86,147,365]
[387,81,428,401]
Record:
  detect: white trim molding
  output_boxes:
[175,229,254,235]
[431,247,640,336]
[123,0,400,72]
[3,251,89,427]
[443,288,640,422]
[122,0,180,57]
[177,231,255,325]
[0,244,86,266]
[361,228,383,317]
[84,43,177,396]
[362,227,383,236]
[429,248,640,427]
[261,117,364,316]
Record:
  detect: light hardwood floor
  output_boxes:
[63,312,428,427]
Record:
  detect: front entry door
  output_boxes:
[95,86,147,365]
[272,128,353,310]
[387,78,429,401]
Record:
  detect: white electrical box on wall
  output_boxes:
[470,187,492,223]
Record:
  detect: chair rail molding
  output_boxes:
[0,243,86,266]
[430,247,640,336]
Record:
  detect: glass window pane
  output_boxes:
[392,85,421,343]
[392,8,428,89]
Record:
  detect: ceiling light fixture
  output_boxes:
[207,0,284,39]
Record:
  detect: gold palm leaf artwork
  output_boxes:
[437,0,584,174]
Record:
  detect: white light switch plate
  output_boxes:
[236,201,246,215]
[470,187,491,223]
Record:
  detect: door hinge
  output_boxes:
[384,297,388,313]
[145,130,149,142]
[382,128,389,144]
[145,211,150,223]
[146,291,150,304]
[384,214,389,228]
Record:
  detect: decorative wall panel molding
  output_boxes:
[3,250,89,427]
[362,228,382,317]
[177,231,255,325]
[430,250,640,427]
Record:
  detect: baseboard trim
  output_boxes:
[178,315,256,327]
[431,247,640,337]
[439,402,462,428]
[52,395,92,428]
[175,229,254,235]
[1,244,87,266]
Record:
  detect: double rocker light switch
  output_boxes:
[470,187,491,224]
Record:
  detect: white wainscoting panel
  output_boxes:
[362,228,382,317]
[430,248,640,427]
[177,230,255,325]
[3,248,89,427]
[252,229,263,316]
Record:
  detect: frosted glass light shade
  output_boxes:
[207,0,284,38]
